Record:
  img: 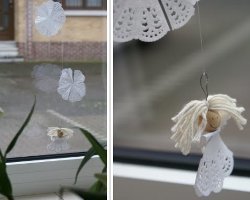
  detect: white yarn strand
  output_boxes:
[171,94,247,155]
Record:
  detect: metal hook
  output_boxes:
[200,72,209,100]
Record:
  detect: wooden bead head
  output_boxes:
[199,110,221,132]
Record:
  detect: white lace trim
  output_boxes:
[114,0,170,42]
[114,0,200,42]
[161,0,195,30]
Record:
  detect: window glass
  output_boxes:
[57,0,106,10]
[86,0,102,7]
[0,0,107,159]
[114,0,250,159]
[65,0,83,7]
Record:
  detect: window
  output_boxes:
[56,0,107,10]
[0,0,107,196]
[113,0,250,177]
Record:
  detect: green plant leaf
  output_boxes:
[95,173,107,188]
[74,147,96,185]
[74,141,106,185]
[4,97,36,157]
[0,162,13,200]
[89,180,106,193]
[79,128,107,165]
[102,165,107,173]
[0,107,4,117]
[0,149,4,162]
[60,187,107,200]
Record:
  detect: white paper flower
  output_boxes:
[57,68,86,102]
[31,64,61,93]
[35,0,66,36]
[114,0,199,42]
[47,127,74,139]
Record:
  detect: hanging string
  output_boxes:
[197,2,204,62]
[61,40,64,68]
[200,72,209,100]
[197,2,208,98]
[48,39,51,61]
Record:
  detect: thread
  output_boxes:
[197,2,205,73]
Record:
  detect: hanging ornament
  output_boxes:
[113,0,200,42]
[31,64,62,93]
[47,127,74,152]
[57,68,86,102]
[171,74,247,196]
[47,127,74,139]
[35,0,66,37]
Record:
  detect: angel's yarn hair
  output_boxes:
[171,94,247,155]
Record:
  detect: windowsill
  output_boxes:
[0,156,102,197]
[114,163,250,193]
[65,10,107,17]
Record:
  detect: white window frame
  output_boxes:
[114,163,250,193]
[0,156,103,198]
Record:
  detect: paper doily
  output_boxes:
[194,130,234,197]
[35,0,66,36]
[31,64,61,93]
[114,0,199,42]
[57,68,86,102]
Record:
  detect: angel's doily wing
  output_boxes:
[114,0,126,23]
[187,0,200,5]
[57,68,86,102]
[114,0,170,42]
[32,64,61,93]
[113,0,137,42]
[136,0,170,42]
[194,133,234,197]
[160,0,197,30]
[35,0,66,36]
[114,0,199,42]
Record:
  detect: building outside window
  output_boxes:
[59,0,107,10]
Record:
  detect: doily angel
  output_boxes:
[47,127,74,152]
[114,0,200,42]
[171,94,247,196]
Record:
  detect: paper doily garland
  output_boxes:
[31,64,61,93]
[57,68,86,102]
[35,0,66,36]
[114,0,200,42]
